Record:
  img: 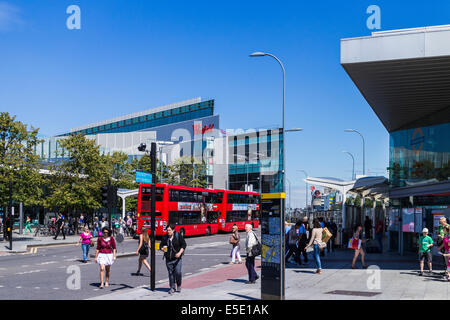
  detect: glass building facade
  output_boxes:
[228,129,283,193]
[389,122,450,188]
[58,99,214,136]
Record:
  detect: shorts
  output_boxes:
[419,252,432,263]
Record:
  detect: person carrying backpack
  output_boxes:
[160,224,186,294]
[285,222,300,264]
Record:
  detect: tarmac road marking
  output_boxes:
[39,261,57,265]
[16,286,22,289]
[15,269,45,275]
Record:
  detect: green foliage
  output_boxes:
[167,156,207,188]
[0,112,43,207]
[46,134,108,213]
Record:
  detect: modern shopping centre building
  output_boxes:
[36,97,283,194]
[341,25,450,252]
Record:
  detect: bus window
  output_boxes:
[216,192,223,203]
[169,189,179,202]
[140,187,164,202]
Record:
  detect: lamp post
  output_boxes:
[344,129,365,176]
[342,151,355,180]
[297,170,308,214]
[286,177,292,221]
[250,52,286,193]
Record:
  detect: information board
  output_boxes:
[260,193,285,300]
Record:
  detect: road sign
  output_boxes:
[136,170,152,184]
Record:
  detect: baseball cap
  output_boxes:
[422,228,429,233]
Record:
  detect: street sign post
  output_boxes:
[260,192,285,300]
[150,142,156,291]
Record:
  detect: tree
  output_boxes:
[167,156,207,188]
[46,134,108,213]
[0,112,43,207]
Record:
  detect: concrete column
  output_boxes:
[121,196,126,219]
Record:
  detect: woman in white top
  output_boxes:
[352,225,368,269]
[305,218,323,274]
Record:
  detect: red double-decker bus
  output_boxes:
[217,190,260,232]
[137,184,220,238]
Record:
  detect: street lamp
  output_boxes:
[297,170,308,214]
[250,52,286,194]
[342,151,355,180]
[344,129,365,176]
[286,177,292,221]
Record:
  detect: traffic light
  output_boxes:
[101,185,118,209]
[101,186,109,207]
[108,185,118,209]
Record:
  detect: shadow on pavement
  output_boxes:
[227,279,247,283]
[227,292,259,300]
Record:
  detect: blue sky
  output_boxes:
[1,0,448,207]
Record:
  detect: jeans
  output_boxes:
[81,244,90,261]
[375,233,383,252]
[166,258,182,290]
[246,255,258,281]
[313,244,322,270]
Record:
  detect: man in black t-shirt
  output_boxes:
[160,225,187,294]
[53,213,65,240]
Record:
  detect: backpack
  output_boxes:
[288,227,298,245]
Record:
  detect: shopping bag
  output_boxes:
[322,227,333,243]
[347,237,361,250]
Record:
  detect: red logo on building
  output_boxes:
[193,123,214,135]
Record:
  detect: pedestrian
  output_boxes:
[436,217,449,275]
[285,222,300,264]
[350,225,368,269]
[305,218,324,274]
[53,213,66,240]
[326,217,338,252]
[135,227,151,276]
[419,227,434,276]
[118,217,125,235]
[440,226,450,281]
[93,217,100,237]
[77,226,93,263]
[73,216,79,235]
[69,214,74,234]
[79,213,85,228]
[229,225,242,264]
[24,216,33,234]
[94,227,117,289]
[285,221,291,254]
[298,217,309,265]
[318,217,326,257]
[244,224,259,284]
[126,215,132,236]
[100,217,108,230]
[364,216,372,239]
[160,224,186,294]
[375,218,384,253]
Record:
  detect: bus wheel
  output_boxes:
[206,227,211,236]
[179,228,185,238]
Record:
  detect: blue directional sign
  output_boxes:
[135,170,152,184]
